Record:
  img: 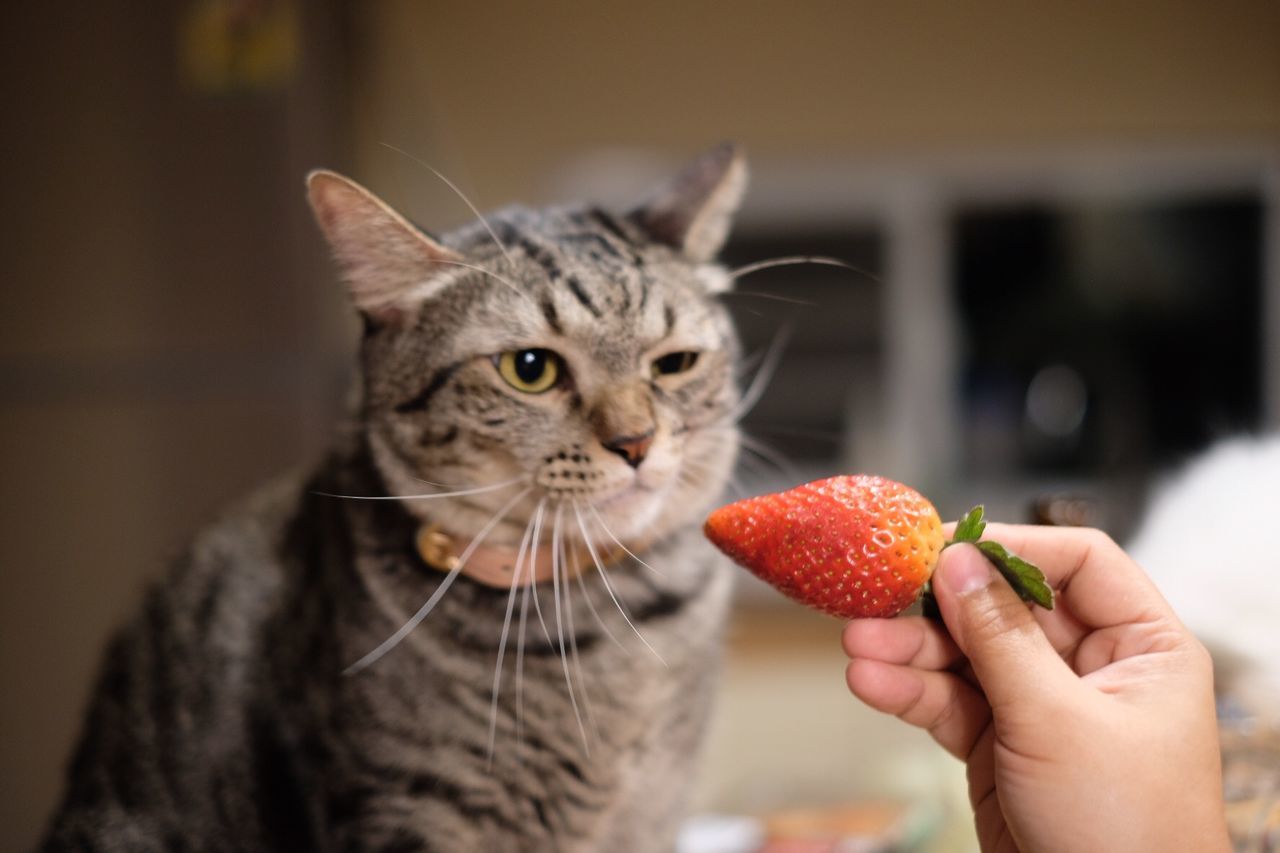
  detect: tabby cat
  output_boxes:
[43,144,748,851]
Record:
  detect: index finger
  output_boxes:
[964,523,1175,632]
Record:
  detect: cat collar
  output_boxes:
[414,522,635,589]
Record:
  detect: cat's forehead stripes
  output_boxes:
[394,361,463,414]
[539,297,565,336]
[475,209,679,340]
[581,208,644,256]
[400,199,733,392]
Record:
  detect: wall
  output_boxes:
[350,1,1280,214]
[0,2,350,847]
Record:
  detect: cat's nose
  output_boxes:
[602,431,654,469]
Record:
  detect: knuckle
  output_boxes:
[1082,527,1118,549]
[962,589,1034,644]
[887,670,929,720]
[925,687,958,733]
[1187,636,1216,675]
[1077,527,1119,562]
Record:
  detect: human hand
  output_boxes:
[841,525,1230,852]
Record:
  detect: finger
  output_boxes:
[1028,599,1090,661]
[946,521,1093,658]
[970,523,1174,632]
[933,544,1077,713]
[968,746,1010,853]
[842,616,963,671]
[845,658,992,760]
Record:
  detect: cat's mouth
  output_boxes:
[588,481,655,513]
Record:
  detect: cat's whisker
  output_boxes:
[427,259,533,305]
[739,434,802,484]
[675,461,716,492]
[719,290,817,307]
[689,421,735,435]
[379,142,517,270]
[517,502,552,762]
[487,499,543,766]
[677,398,747,435]
[551,503,591,755]
[344,486,533,675]
[727,322,793,425]
[408,471,535,489]
[734,347,767,380]
[515,545,533,765]
[585,503,665,578]
[677,451,727,472]
[409,476,462,488]
[314,474,528,502]
[677,443,757,499]
[728,255,879,285]
[528,508,555,648]
[679,452,735,481]
[734,449,783,492]
[562,542,599,742]
[572,501,667,667]
[676,464,747,502]
[572,552,626,652]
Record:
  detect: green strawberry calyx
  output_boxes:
[921,505,1055,619]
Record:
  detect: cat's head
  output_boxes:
[307,144,745,555]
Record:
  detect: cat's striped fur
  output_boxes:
[43,144,748,851]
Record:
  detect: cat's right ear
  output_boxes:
[628,142,748,264]
[306,170,463,326]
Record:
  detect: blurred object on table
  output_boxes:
[762,800,933,852]
[1028,493,1097,527]
[1219,710,1280,851]
[679,800,936,853]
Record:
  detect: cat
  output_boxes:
[42,143,749,852]
[1126,433,1280,720]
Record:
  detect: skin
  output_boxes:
[841,524,1231,853]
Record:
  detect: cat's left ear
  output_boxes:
[629,142,748,264]
[306,170,464,326]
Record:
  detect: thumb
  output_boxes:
[933,544,1074,711]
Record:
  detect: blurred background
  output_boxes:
[2,1,1278,849]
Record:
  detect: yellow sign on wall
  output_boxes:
[180,0,299,94]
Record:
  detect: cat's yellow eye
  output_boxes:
[497,349,561,394]
[651,351,700,378]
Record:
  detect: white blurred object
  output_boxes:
[676,814,763,853]
[1127,434,1280,719]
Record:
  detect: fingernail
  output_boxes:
[937,545,992,596]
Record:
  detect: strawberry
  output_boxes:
[703,474,1053,619]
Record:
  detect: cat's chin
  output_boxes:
[587,484,671,542]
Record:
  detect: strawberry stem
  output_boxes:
[952,505,986,543]
[940,506,1055,610]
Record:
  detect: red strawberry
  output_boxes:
[704,474,1053,619]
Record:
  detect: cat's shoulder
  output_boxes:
[156,470,313,613]
[190,470,312,557]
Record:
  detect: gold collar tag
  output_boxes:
[415,524,461,573]
[413,521,641,584]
